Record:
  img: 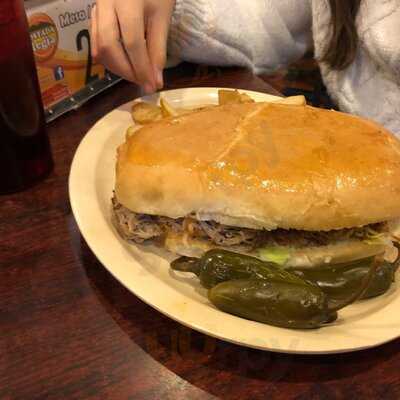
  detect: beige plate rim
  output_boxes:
[69,87,400,355]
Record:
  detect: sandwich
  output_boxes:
[112,101,400,268]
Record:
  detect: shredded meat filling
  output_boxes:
[113,198,163,243]
[200,220,259,247]
[112,198,386,249]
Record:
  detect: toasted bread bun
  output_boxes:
[115,102,400,231]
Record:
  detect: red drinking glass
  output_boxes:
[0,0,53,194]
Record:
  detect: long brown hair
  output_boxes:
[323,0,362,70]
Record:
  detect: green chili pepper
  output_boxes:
[362,263,395,299]
[288,258,396,304]
[208,278,337,329]
[170,249,305,289]
[208,257,379,329]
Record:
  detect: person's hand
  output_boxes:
[91,0,175,93]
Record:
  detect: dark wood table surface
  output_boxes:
[1,63,399,400]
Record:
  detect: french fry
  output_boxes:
[239,92,255,103]
[218,89,255,105]
[131,102,163,124]
[218,89,242,105]
[125,125,136,140]
[272,95,306,106]
[160,97,180,117]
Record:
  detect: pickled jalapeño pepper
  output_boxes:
[208,278,336,329]
[171,249,305,289]
[288,258,397,304]
[171,250,382,329]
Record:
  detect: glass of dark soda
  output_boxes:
[0,0,53,194]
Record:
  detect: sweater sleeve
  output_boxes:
[168,0,312,74]
[358,0,400,80]
[313,0,400,137]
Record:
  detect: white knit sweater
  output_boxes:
[168,0,400,136]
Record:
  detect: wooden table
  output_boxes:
[1,63,399,400]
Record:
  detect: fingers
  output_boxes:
[90,0,167,93]
[115,0,156,93]
[146,9,172,89]
[92,0,137,83]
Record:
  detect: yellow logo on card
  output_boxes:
[29,13,58,62]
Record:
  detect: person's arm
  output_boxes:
[169,0,312,74]
[360,2,400,80]
[91,0,312,92]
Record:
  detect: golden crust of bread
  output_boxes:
[115,102,400,231]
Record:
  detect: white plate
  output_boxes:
[69,87,400,354]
